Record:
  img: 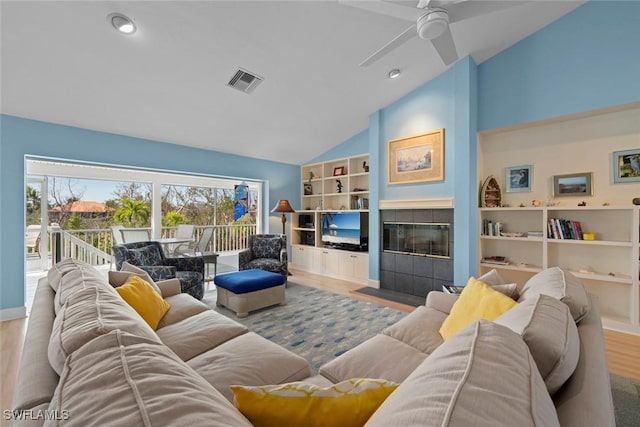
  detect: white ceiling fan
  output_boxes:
[341,0,523,67]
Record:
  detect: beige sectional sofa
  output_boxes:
[12,260,615,426]
[11,259,310,426]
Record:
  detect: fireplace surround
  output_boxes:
[379,208,454,298]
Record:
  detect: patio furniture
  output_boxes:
[112,241,205,300]
[214,269,286,317]
[26,225,41,257]
[121,228,151,243]
[168,224,195,255]
[110,225,125,245]
[238,234,288,280]
[181,227,217,282]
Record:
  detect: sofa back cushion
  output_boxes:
[48,330,252,426]
[53,268,115,315]
[438,277,518,340]
[518,267,590,321]
[47,258,104,293]
[48,285,160,375]
[251,236,282,259]
[365,320,560,427]
[495,294,580,395]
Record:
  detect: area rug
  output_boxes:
[202,281,407,372]
[203,282,640,425]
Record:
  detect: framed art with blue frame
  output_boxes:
[505,165,532,193]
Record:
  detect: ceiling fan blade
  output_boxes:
[431,26,458,65]
[339,0,423,22]
[359,24,417,67]
[446,1,524,24]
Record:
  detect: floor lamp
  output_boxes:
[271,199,295,235]
[271,200,295,276]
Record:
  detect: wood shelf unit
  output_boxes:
[292,154,370,285]
[478,206,640,334]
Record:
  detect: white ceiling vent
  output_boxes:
[227,68,263,94]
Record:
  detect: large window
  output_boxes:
[26,159,263,262]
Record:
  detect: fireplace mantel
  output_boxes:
[379,198,454,210]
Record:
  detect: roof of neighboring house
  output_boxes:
[49,201,114,213]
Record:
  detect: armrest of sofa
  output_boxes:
[166,256,204,274]
[280,248,288,263]
[238,248,252,269]
[425,291,458,315]
[553,295,615,427]
[156,279,182,298]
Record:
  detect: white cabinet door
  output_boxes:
[338,252,369,283]
[291,245,313,271]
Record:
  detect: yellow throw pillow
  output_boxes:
[231,378,398,427]
[115,275,170,330]
[439,277,518,340]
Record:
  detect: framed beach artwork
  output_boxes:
[553,172,593,197]
[505,165,532,193]
[388,129,444,185]
[612,149,640,183]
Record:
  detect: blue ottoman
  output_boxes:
[214,269,286,317]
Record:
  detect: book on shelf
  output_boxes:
[527,231,543,238]
[548,218,583,240]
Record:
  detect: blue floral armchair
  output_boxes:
[112,241,205,300]
[238,234,288,279]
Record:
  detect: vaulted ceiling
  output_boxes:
[1,1,584,164]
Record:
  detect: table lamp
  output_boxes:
[271,199,295,235]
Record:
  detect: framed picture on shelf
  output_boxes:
[612,149,640,183]
[332,166,345,176]
[505,165,532,193]
[388,129,444,184]
[552,172,593,197]
[303,183,313,195]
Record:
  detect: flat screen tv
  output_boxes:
[321,211,368,250]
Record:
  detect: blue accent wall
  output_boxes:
[329,58,478,283]
[309,130,369,163]
[0,115,300,311]
[479,1,640,131]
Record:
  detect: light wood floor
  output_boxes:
[2,268,639,422]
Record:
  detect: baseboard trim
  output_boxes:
[367,279,380,288]
[0,306,27,322]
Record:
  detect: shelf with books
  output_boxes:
[478,205,640,333]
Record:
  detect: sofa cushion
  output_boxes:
[116,275,171,330]
[518,266,591,321]
[231,378,398,427]
[478,269,519,298]
[157,293,209,328]
[53,268,113,315]
[365,320,560,427]
[111,261,163,295]
[439,277,518,340]
[319,334,428,384]
[48,285,160,375]
[252,236,282,259]
[157,310,248,361]
[47,258,103,293]
[382,306,445,354]
[48,330,252,427]
[495,294,580,394]
[188,332,311,402]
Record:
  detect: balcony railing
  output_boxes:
[45,224,257,266]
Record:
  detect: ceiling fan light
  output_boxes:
[417,10,449,40]
[108,13,136,35]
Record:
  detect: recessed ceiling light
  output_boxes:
[108,13,136,35]
[388,69,401,79]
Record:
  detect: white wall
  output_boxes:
[479,105,640,208]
